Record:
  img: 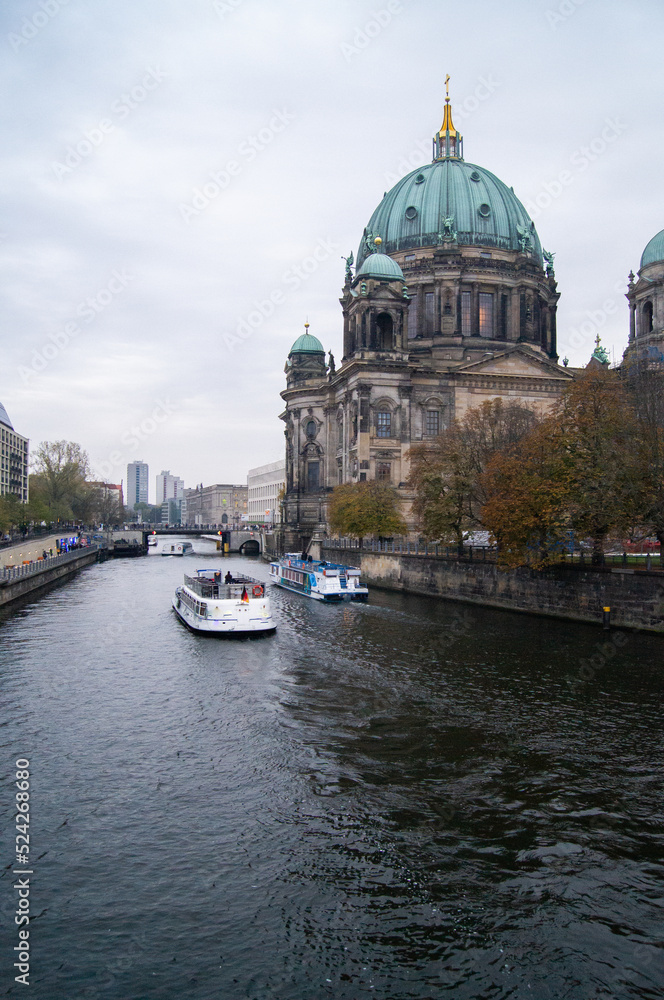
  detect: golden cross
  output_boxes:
[445,74,450,98]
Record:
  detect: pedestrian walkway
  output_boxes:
[2,534,64,568]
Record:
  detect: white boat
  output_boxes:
[269,554,368,602]
[161,541,194,556]
[172,569,276,635]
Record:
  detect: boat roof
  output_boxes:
[276,555,358,572]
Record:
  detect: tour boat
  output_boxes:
[172,569,276,635]
[269,554,369,602]
[161,541,194,556]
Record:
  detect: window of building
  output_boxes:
[376,411,392,438]
[376,462,391,482]
[643,300,654,334]
[307,461,319,492]
[479,293,494,336]
[306,420,317,439]
[425,410,440,437]
[425,292,435,334]
[461,291,471,335]
[337,419,343,447]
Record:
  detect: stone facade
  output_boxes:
[183,484,248,527]
[625,230,664,364]
[279,101,574,551]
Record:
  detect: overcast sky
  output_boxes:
[2,0,662,500]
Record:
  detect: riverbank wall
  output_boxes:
[318,543,664,633]
[0,546,103,607]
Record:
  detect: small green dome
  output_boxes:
[640,229,664,269]
[356,252,404,281]
[359,159,542,263]
[289,331,324,354]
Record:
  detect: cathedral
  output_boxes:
[625,229,664,364]
[278,85,660,551]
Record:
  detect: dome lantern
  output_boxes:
[433,75,463,161]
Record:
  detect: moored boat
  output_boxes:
[172,569,276,635]
[269,554,368,602]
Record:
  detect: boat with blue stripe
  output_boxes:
[269,554,369,602]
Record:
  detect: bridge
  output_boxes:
[110,528,264,555]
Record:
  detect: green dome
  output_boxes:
[360,159,542,263]
[640,229,664,269]
[356,252,404,281]
[289,331,324,354]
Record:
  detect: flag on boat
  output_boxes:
[241,586,249,602]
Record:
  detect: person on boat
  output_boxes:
[224,571,233,583]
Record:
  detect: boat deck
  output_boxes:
[183,574,263,600]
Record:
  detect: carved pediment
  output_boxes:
[456,348,573,379]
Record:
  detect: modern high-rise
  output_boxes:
[0,402,29,502]
[156,470,184,504]
[126,460,149,510]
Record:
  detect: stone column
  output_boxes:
[509,286,520,341]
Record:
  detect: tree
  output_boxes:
[409,399,539,551]
[133,502,163,524]
[328,481,406,542]
[481,420,575,567]
[90,486,125,526]
[409,424,476,553]
[623,354,664,554]
[29,441,92,523]
[557,366,642,561]
[481,366,643,566]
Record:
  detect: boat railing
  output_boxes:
[183,574,264,599]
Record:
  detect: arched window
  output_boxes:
[643,300,654,334]
[305,419,317,439]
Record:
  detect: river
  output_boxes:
[1,549,663,999]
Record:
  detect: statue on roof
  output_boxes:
[543,249,555,275]
[439,215,456,241]
[362,230,378,256]
[341,252,354,283]
[591,334,610,366]
[517,223,533,254]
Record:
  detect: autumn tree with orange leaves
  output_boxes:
[482,366,644,566]
[408,399,539,553]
